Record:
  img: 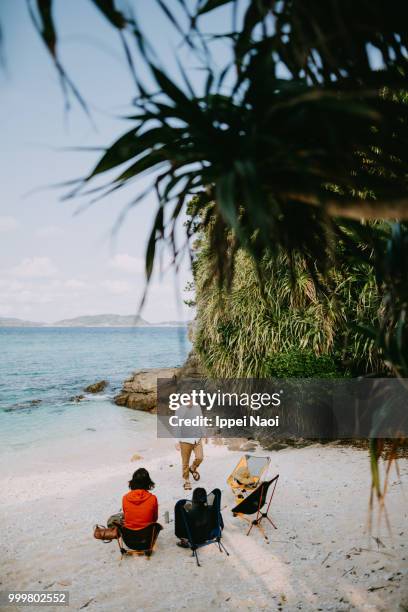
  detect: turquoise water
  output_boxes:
[0,327,190,455]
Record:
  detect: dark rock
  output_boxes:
[70,394,85,403]
[84,380,108,393]
[4,399,42,412]
[262,442,289,451]
[255,433,315,450]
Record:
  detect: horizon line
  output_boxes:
[0,313,193,327]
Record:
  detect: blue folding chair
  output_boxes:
[175,488,229,566]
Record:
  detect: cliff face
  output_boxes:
[114,351,205,412]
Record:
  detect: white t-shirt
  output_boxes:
[177,403,205,444]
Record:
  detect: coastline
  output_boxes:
[1,422,407,611]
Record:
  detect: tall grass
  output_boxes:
[193,246,383,378]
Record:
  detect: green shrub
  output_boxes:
[264,350,342,378]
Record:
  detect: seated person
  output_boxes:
[122,467,158,530]
[175,487,207,548]
[184,486,208,512]
[175,487,223,548]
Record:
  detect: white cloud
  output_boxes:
[65,278,86,289]
[108,253,143,274]
[11,257,58,278]
[0,216,18,233]
[36,225,62,238]
[102,280,134,295]
[0,280,57,305]
[0,279,24,291]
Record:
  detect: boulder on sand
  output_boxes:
[84,380,108,393]
[114,367,178,412]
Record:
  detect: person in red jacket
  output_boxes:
[122,468,158,530]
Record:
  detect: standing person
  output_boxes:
[175,401,205,491]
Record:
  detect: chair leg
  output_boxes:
[117,537,126,558]
[193,549,201,567]
[218,539,230,556]
[257,521,269,542]
[266,515,278,530]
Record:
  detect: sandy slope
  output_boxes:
[1,415,407,612]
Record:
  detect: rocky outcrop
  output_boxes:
[114,367,179,412]
[84,380,108,393]
[114,351,205,412]
[114,348,205,412]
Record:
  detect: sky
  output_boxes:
[0,0,232,323]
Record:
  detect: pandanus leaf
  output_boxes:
[35,0,56,57]
[90,0,126,29]
[197,0,233,16]
[87,126,176,179]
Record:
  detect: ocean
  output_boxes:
[0,327,190,464]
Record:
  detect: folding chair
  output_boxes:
[227,454,271,501]
[118,523,163,558]
[231,475,279,541]
[175,488,229,566]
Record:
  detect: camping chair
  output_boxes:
[118,523,163,558]
[231,475,279,541]
[175,488,229,567]
[227,454,271,501]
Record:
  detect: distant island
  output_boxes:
[0,314,190,328]
[0,316,46,327]
[53,314,150,327]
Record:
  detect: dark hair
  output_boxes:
[128,468,155,491]
[192,487,207,505]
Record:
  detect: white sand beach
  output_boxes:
[1,412,407,612]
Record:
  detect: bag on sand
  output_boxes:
[93,524,119,542]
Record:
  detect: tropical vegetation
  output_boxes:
[192,231,384,379]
